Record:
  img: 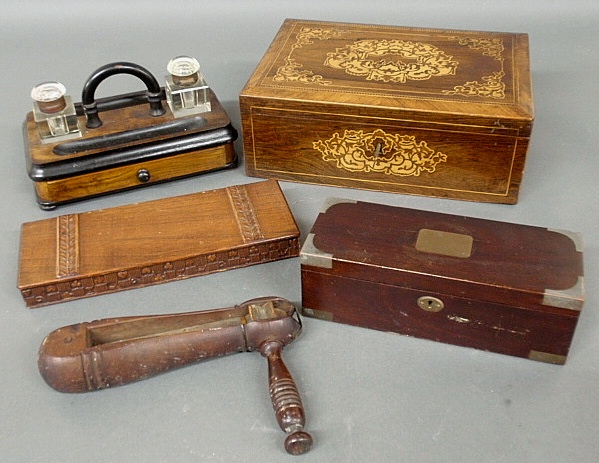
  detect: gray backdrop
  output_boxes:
[1,1,598,462]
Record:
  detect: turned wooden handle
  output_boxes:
[261,341,313,455]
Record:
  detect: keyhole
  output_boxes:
[373,142,382,158]
[417,296,444,312]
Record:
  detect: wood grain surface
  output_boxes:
[24,90,237,208]
[240,19,534,203]
[18,180,300,308]
[300,199,584,364]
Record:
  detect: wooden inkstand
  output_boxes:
[24,57,237,209]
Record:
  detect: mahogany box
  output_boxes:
[18,180,299,308]
[300,198,584,364]
[240,19,534,204]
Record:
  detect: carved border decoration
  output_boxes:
[56,214,80,278]
[324,39,459,83]
[227,185,265,242]
[273,27,348,85]
[313,129,447,176]
[21,238,300,308]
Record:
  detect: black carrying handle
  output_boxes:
[82,62,166,129]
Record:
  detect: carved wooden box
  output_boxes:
[18,180,299,308]
[240,19,534,204]
[300,199,584,364]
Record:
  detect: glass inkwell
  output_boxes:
[165,56,211,117]
[31,81,80,142]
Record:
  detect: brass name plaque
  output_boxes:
[415,228,473,258]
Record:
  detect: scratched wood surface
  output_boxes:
[300,200,584,364]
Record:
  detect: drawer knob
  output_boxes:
[137,168,151,183]
[417,296,444,312]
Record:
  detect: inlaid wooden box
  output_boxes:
[18,180,299,308]
[240,19,534,204]
[300,199,584,364]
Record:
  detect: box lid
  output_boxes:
[241,19,533,129]
[301,198,584,312]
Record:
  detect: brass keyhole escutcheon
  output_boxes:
[417,296,444,312]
